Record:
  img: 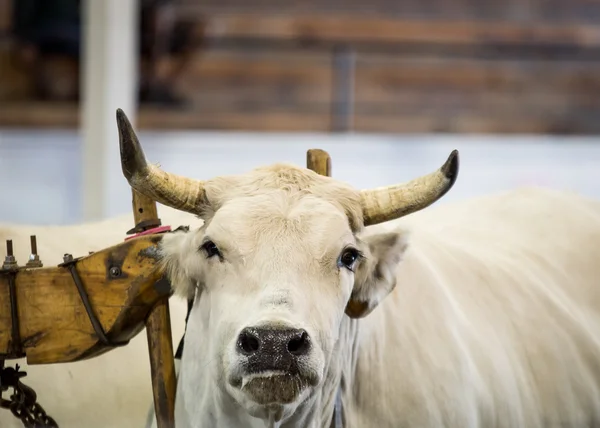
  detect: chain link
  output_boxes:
[1,363,58,428]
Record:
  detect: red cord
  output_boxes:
[124,225,172,241]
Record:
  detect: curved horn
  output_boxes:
[116,109,206,214]
[360,150,459,226]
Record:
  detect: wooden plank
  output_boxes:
[355,55,600,95]
[0,102,78,128]
[0,102,332,132]
[137,109,331,132]
[178,0,600,23]
[353,111,600,134]
[196,14,600,48]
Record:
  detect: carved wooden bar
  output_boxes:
[0,234,166,364]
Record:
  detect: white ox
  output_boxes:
[0,109,598,427]
[114,111,600,428]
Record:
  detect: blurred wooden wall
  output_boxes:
[2,0,600,134]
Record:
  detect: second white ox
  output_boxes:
[114,110,600,428]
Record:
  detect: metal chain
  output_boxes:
[1,363,58,428]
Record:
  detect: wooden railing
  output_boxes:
[2,3,600,134]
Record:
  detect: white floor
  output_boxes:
[1,129,600,225]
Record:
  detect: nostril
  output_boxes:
[237,329,260,355]
[287,330,310,356]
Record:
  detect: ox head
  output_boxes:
[116,110,459,420]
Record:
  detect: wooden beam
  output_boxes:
[306,149,332,177]
[130,191,176,428]
[202,14,600,48]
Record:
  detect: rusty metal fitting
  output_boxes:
[25,235,43,268]
[2,240,19,270]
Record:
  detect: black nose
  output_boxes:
[236,327,311,372]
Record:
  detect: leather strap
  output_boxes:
[174,298,194,360]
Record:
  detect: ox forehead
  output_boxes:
[205,191,358,256]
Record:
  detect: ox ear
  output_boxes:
[159,227,198,300]
[345,231,409,319]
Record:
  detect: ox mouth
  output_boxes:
[229,370,318,406]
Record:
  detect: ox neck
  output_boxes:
[175,303,358,428]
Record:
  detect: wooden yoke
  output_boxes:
[307,148,332,177]
[130,191,176,428]
[0,234,167,364]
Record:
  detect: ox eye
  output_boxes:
[338,247,362,271]
[200,240,221,259]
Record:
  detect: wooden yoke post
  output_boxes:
[307,148,332,177]
[131,191,177,428]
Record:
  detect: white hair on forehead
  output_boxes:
[207,190,355,253]
[197,163,365,231]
